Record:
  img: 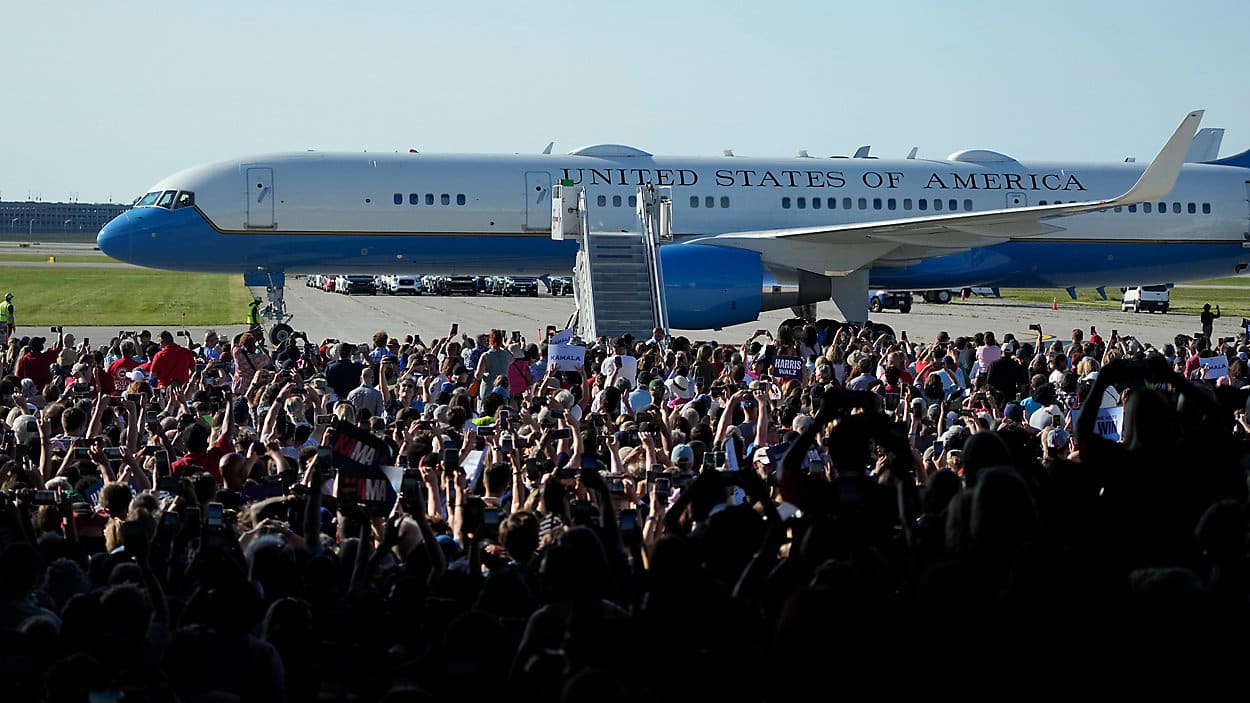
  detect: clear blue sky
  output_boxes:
[3,0,1247,203]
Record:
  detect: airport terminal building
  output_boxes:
[0,200,128,237]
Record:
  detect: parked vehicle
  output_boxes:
[499,276,540,297]
[339,275,376,295]
[390,276,421,295]
[1121,284,1170,313]
[446,275,477,296]
[550,276,574,296]
[868,290,912,314]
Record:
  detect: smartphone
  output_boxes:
[512,330,521,342]
[550,408,565,419]
[1090,325,1097,334]
[930,440,944,455]
[477,425,495,436]
[25,420,37,434]
[754,329,768,337]
[400,470,423,511]
[103,446,123,461]
[315,414,333,425]
[146,410,158,425]
[482,507,500,528]
[156,476,181,493]
[501,435,515,451]
[450,323,459,335]
[550,428,571,440]
[703,452,718,470]
[608,476,626,496]
[1112,329,1118,337]
[619,509,637,532]
[154,450,171,477]
[441,447,459,469]
[75,447,91,460]
[34,490,57,506]
[653,476,671,502]
[1028,324,1041,332]
[122,520,149,554]
[161,510,178,529]
[205,502,224,528]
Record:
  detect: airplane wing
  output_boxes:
[692,110,1203,274]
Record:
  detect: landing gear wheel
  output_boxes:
[868,298,883,313]
[935,290,951,304]
[269,323,294,346]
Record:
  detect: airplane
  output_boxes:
[97,110,1250,340]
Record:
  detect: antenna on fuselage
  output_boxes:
[906,147,918,159]
[542,142,554,155]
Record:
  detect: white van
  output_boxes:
[1121,284,1170,313]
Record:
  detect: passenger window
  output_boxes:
[902,198,912,210]
[797,197,806,209]
[598,195,607,207]
[393,193,402,205]
[887,198,897,210]
[811,197,821,209]
[690,196,699,208]
[628,195,637,207]
[720,197,729,208]
[782,197,791,209]
[843,197,852,210]
[409,193,419,205]
[457,194,466,206]
[1128,204,1137,212]
[918,199,927,211]
[962,199,972,211]
[1157,202,1165,214]
[858,197,867,209]
[440,194,449,205]
[1172,202,1181,214]
[1202,203,1211,214]
[828,197,836,209]
[933,199,943,211]
[705,196,715,209]
[872,198,882,210]
[1187,202,1196,214]
[1039,200,1047,206]
[1143,203,1152,213]
[425,194,434,205]
[613,195,622,207]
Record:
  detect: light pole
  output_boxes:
[64,219,73,233]
[9,218,18,233]
[28,219,35,237]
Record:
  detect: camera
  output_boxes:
[34,490,57,506]
[1028,324,1041,332]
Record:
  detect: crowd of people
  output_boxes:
[2,314,1250,700]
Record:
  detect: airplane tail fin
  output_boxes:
[1205,147,1250,169]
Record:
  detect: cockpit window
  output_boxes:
[135,191,161,207]
[172,191,196,210]
[156,190,177,208]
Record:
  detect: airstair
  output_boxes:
[552,183,672,341]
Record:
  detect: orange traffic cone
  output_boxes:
[1052,296,1058,311]
[960,288,967,301]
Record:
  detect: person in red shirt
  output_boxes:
[107,340,144,394]
[149,331,195,389]
[14,333,63,392]
[172,410,236,485]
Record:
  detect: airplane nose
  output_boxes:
[96,210,135,261]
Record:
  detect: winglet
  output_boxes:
[1116,110,1204,204]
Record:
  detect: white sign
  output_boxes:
[551,328,574,345]
[550,343,585,371]
[462,450,486,491]
[1071,405,1123,442]
[1200,354,1229,380]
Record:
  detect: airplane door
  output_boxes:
[524,172,551,231]
[1244,181,1250,240]
[246,167,275,229]
[1006,191,1027,208]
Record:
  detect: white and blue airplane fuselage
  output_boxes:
[96,111,1250,329]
